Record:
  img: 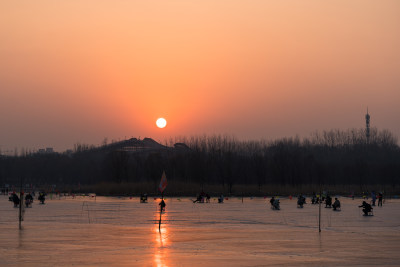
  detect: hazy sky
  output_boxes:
[1,1,399,152]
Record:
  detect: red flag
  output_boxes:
[158,171,167,193]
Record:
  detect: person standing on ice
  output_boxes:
[371,191,376,206]
[378,192,383,206]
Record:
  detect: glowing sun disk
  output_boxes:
[156,118,167,128]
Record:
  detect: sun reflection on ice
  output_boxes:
[153,209,169,267]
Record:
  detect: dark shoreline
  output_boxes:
[31,182,400,198]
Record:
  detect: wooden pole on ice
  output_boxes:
[19,177,23,230]
[159,192,163,232]
[319,185,322,233]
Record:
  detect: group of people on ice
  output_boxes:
[193,191,212,203]
[369,191,384,207]
[268,192,384,214]
[321,194,341,210]
[268,194,341,211]
[9,191,45,207]
[358,190,385,216]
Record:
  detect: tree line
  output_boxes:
[0,128,399,194]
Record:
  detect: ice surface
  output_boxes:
[1,195,399,266]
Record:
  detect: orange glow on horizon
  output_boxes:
[0,1,399,151]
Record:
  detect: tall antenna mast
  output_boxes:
[365,108,370,143]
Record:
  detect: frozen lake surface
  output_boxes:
[1,195,400,266]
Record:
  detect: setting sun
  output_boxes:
[156,118,167,128]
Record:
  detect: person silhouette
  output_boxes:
[159,199,166,212]
[359,201,372,216]
[332,198,341,211]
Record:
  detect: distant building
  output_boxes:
[46,147,54,153]
[366,108,370,142]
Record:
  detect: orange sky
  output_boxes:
[1,1,399,152]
